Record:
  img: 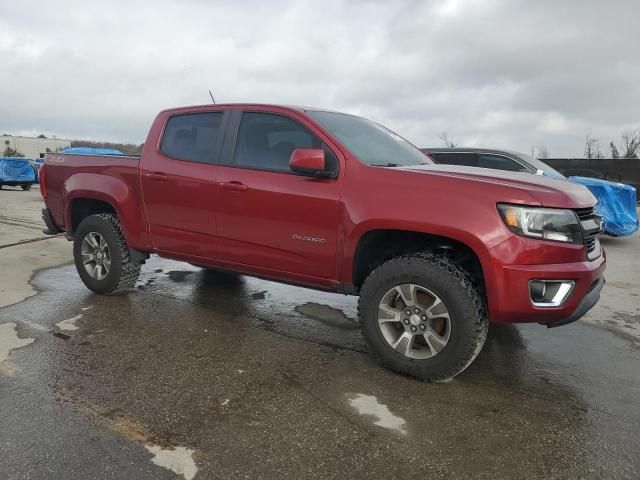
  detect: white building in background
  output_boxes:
[1,135,71,159]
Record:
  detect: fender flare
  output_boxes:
[63,173,150,250]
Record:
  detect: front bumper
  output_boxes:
[486,235,606,326]
[545,276,605,328]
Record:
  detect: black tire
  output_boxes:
[73,213,141,295]
[358,252,488,382]
[21,184,31,191]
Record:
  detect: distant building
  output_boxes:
[1,135,71,159]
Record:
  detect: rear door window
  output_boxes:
[431,153,478,167]
[160,112,224,164]
[477,154,527,172]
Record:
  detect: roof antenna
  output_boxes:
[208,90,216,104]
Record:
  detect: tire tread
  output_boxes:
[75,213,141,295]
[358,252,488,381]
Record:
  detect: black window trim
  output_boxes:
[158,110,230,165]
[476,152,533,172]
[224,109,340,178]
[432,150,535,173]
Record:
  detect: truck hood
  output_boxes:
[398,164,597,208]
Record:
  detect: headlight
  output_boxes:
[497,204,582,244]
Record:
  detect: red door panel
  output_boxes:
[140,154,219,258]
[216,165,342,279]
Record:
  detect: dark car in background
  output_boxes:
[422,148,639,237]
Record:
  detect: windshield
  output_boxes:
[510,151,566,179]
[307,110,432,167]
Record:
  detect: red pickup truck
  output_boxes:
[40,104,605,381]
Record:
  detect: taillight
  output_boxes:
[39,163,46,199]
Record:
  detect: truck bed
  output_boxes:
[43,152,143,238]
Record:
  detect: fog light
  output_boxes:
[529,280,575,307]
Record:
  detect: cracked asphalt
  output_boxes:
[1,189,639,479]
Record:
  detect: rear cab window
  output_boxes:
[160,112,224,163]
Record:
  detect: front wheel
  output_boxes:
[73,214,141,295]
[358,252,488,382]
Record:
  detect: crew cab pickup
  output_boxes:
[40,104,606,381]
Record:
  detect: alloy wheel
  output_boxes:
[81,232,111,280]
[378,283,452,359]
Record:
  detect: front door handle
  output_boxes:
[145,172,168,182]
[220,181,248,192]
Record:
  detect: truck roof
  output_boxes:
[159,103,342,115]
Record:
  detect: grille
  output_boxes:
[584,233,598,255]
[574,206,602,261]
[574,207,596,221]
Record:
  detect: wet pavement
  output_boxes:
[1,191,639,479]
[1,257,640,479]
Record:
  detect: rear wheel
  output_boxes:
[73,214,141,295]
[358,252,488,381]
[21,184,31,191]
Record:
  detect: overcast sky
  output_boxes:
[1,0,638,156]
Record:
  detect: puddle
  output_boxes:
[19,319,49,332]
[55,314,83,331]
[295,303,358,330]
[53,393,198,479]
[166,271,193,282]
[348,394,407,434]
[145,445,198,480]
[0,322,35,364]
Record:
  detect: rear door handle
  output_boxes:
[145,172,168,182]
[220,181,248,192]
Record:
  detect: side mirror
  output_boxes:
[289,148,327,177]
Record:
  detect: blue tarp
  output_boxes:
[0,158,36,183]
[569,176,639,237]
[62,147,124,155]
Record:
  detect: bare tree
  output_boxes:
[438,132,456,148]
[584,130,604,159]
[619,129,640,158]
[537,144,549,159]
[610,141,620,159]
